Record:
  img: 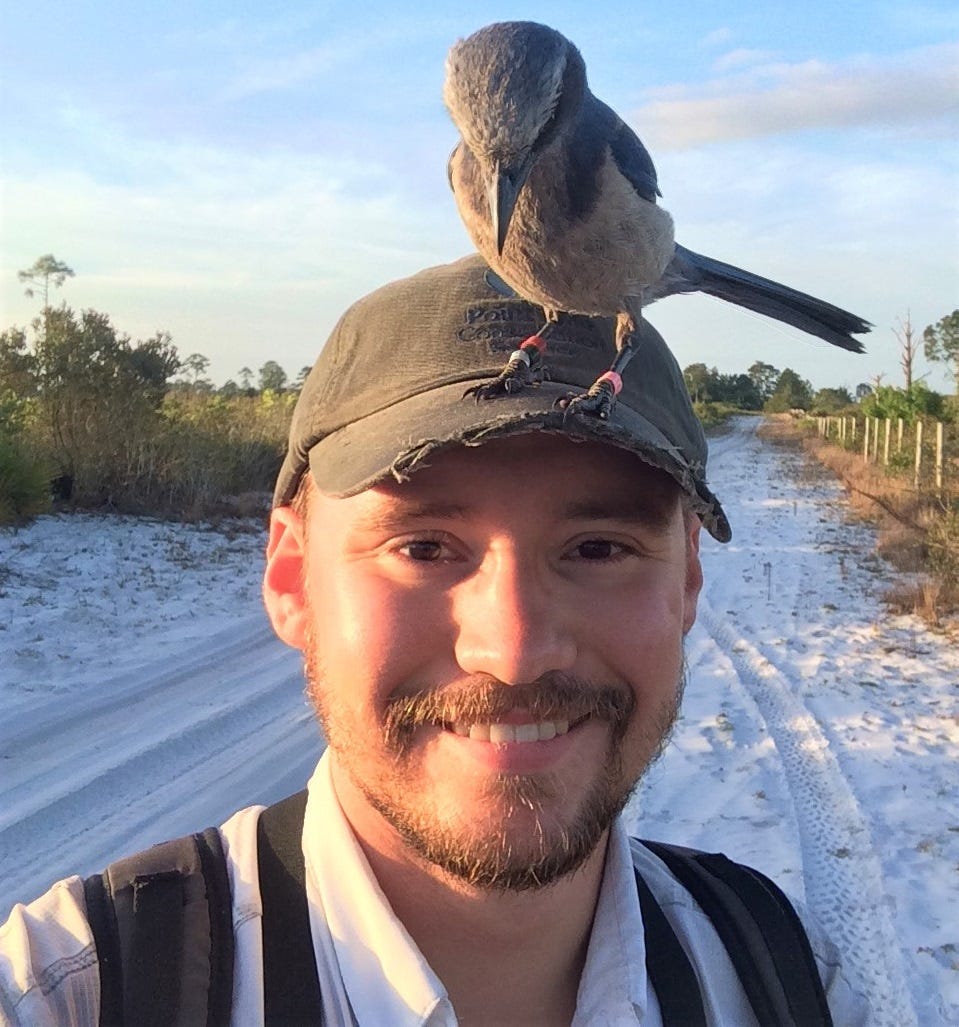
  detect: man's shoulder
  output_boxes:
[0,876,98,1027]
[628,836,874,1027]
[0,804,265,1027]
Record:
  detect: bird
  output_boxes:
[444,21,870,418]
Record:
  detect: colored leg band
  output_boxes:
[597,371,623,394]
[520,334,548,354]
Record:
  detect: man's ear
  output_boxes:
[682,515,704,636]
[263,505,308,650]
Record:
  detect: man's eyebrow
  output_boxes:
[562,495,676,528]
[352,500,469,531]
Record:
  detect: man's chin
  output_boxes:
[364,773,630,892]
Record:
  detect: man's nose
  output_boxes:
[452,549,577,685]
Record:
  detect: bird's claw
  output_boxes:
[556,379,618,420]
[463,360,547,402]
[464,377,525,402]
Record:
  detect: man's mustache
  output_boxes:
[383,673,635,741]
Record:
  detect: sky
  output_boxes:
[1,1,957,393]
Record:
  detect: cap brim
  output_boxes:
[305,378,732,542]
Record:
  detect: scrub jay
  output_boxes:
[445,21,869,417]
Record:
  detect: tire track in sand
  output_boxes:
[699,598,915,1025]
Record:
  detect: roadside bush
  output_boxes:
[0,436,49,524]
[693,401,739,429]
[1,305,301,519]
[860,383,944,422]
[147,391,293,515]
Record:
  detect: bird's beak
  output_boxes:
[489,161,533,256]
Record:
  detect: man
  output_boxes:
[2,255,870,1025]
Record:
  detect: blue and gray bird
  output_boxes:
[444,21,869,417]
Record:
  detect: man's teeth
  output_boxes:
[450,719,571,743]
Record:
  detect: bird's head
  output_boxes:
[444,21,587,253]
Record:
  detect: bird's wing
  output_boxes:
[590,98,661,203]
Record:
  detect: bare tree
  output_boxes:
[893,311,920,391]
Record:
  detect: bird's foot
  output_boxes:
[464,336,548,401]
[556,371,623,420]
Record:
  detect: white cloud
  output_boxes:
[712,48,778,73]
[698,27,734,50]
[217,42,352,101]
[636,43,959,149]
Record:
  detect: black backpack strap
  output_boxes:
[641,841,833,1027]
[635,868,708,1026]
[83,869,124,1026]
[83,826,234,1027]
[257,789,323,1025]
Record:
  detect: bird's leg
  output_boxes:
[558,311,639,420]
[464,316,554,401]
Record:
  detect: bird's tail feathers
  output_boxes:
[667,245,870,353]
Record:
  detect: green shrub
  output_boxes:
[693,401,739,429]
[885,449,913,474]
[860,383,944,422]
[0,437,50,524]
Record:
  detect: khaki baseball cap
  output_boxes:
[273,254,731,542]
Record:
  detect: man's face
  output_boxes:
[265,433,702,890]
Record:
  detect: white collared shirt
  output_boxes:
[1,751,872,1025]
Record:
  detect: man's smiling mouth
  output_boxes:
[444,715,592,743]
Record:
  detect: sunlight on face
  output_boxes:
[297,433,702,890]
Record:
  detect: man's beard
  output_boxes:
[304,625,683,892]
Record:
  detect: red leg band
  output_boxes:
[520,334,548,354]
[597,371,623,394]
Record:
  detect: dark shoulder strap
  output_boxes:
[83,826,234,1027]
[641,840,833,1027]
[83,869,123,1026]
[634,869,707,1026]
[256,789,323,1025]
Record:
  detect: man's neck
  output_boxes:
[383,845,606,1025]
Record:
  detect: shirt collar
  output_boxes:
[303,751,646,1025]
[572,817,648,1024]
[303,751,453,1026]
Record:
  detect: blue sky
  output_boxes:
[2,1,957,392]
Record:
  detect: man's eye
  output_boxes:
[398,539,445,562]
[574,539,623,560]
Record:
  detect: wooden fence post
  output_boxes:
[851,417,857,444]
[936,421,944,499]
[873,417,881,462]
[914,419,924,490]
[883,419,891,465]
[863,417,870,461]
[897,418,904,454]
